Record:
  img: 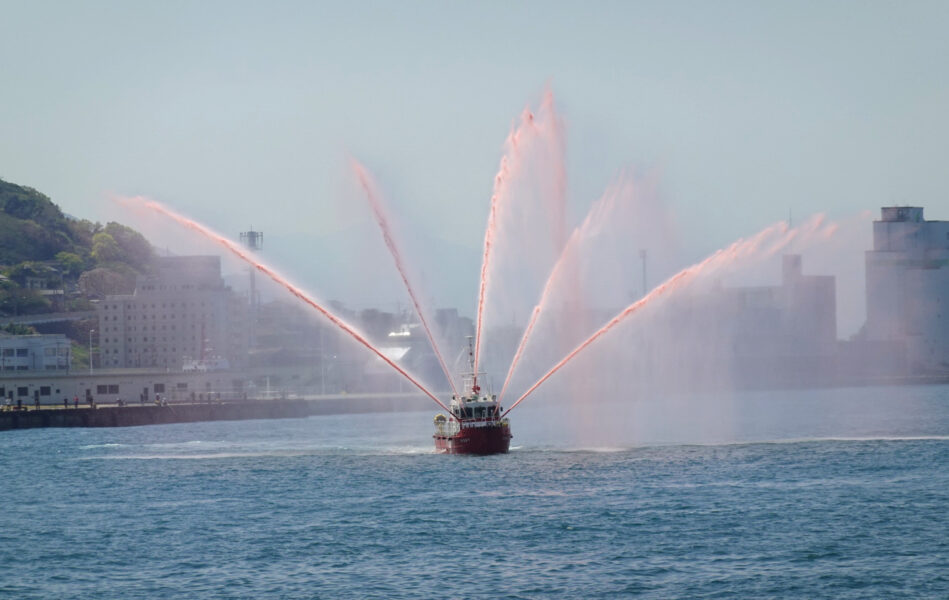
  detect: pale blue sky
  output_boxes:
[2,1,948,309]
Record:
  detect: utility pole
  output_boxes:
[639,249,648,297]
[320,326,326,396]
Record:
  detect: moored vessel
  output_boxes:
[433,338,511,455]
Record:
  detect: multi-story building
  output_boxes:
[97,256,248,370]
[864,206,949,372]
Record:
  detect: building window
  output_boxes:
[96,385,108,394]
[15,348,27,357]
[40,386,51,396]
[108,385,119,394]
[154,384,166,393]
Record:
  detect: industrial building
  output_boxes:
[728,254,837,374]
[864,206,949,372]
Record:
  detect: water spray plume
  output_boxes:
[351,160,459,397]
[497,181,624,404]
[123,196,453,415]
[473,155,510,376]
[501,220,805,417]
[474,90,566,374]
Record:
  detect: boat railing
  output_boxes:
[435,417,511,436]
[435,420,460,437]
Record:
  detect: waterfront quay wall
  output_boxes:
[0,394,433,432]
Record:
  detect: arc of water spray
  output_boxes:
[497,185,622,405]
[501,219,814,418]
[473,103,543,374]
[497,306,539,406]
[474,91,566,375]
[126,197,453,415]
[473,155,510,376]
[352,160,459,397]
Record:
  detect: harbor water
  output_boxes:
[1,384,947,599]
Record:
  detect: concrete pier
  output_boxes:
[0,394,432,432]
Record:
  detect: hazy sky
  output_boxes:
[2,1,948,309]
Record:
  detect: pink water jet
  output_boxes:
[124,196,453,415]
[352,160,459,397]
[501,220,802,417]
[474,90,567,375]
[473,155,511,375]
[497,305,540,404]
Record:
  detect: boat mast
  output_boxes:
[467,336,480,396]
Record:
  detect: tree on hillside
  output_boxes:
[0,215,73,263]
[55,251,86,278]
[4,262,42,285]
[0,280,50,315]
[1,322,37,335]
[103,222,153,271]
[91,232,122,263]
[0,179,70,235]
[78,267,135,298]
[66,218,101,250]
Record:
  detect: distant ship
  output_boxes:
[433,338,512,455]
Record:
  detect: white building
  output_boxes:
[865,206,949,371]
[97,256,248,370]
[0,334,71,374]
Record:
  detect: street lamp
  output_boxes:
[88,329,95,375]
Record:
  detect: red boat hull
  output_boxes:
[434,424,512,455]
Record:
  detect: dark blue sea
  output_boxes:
[1,385,948,599]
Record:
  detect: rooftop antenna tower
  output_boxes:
[239,228,263,347]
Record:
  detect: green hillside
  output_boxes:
[0,180,75,263]
[0,177,155,316]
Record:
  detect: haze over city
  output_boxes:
[3,1,949,311]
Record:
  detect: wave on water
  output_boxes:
[376,445,435,455]
[78,443,128,450]
[142,440,234,450]
[77,451,311,460]
[687,435,949,447]
[73,443,438,460]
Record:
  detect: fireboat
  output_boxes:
[433,338,512,455]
